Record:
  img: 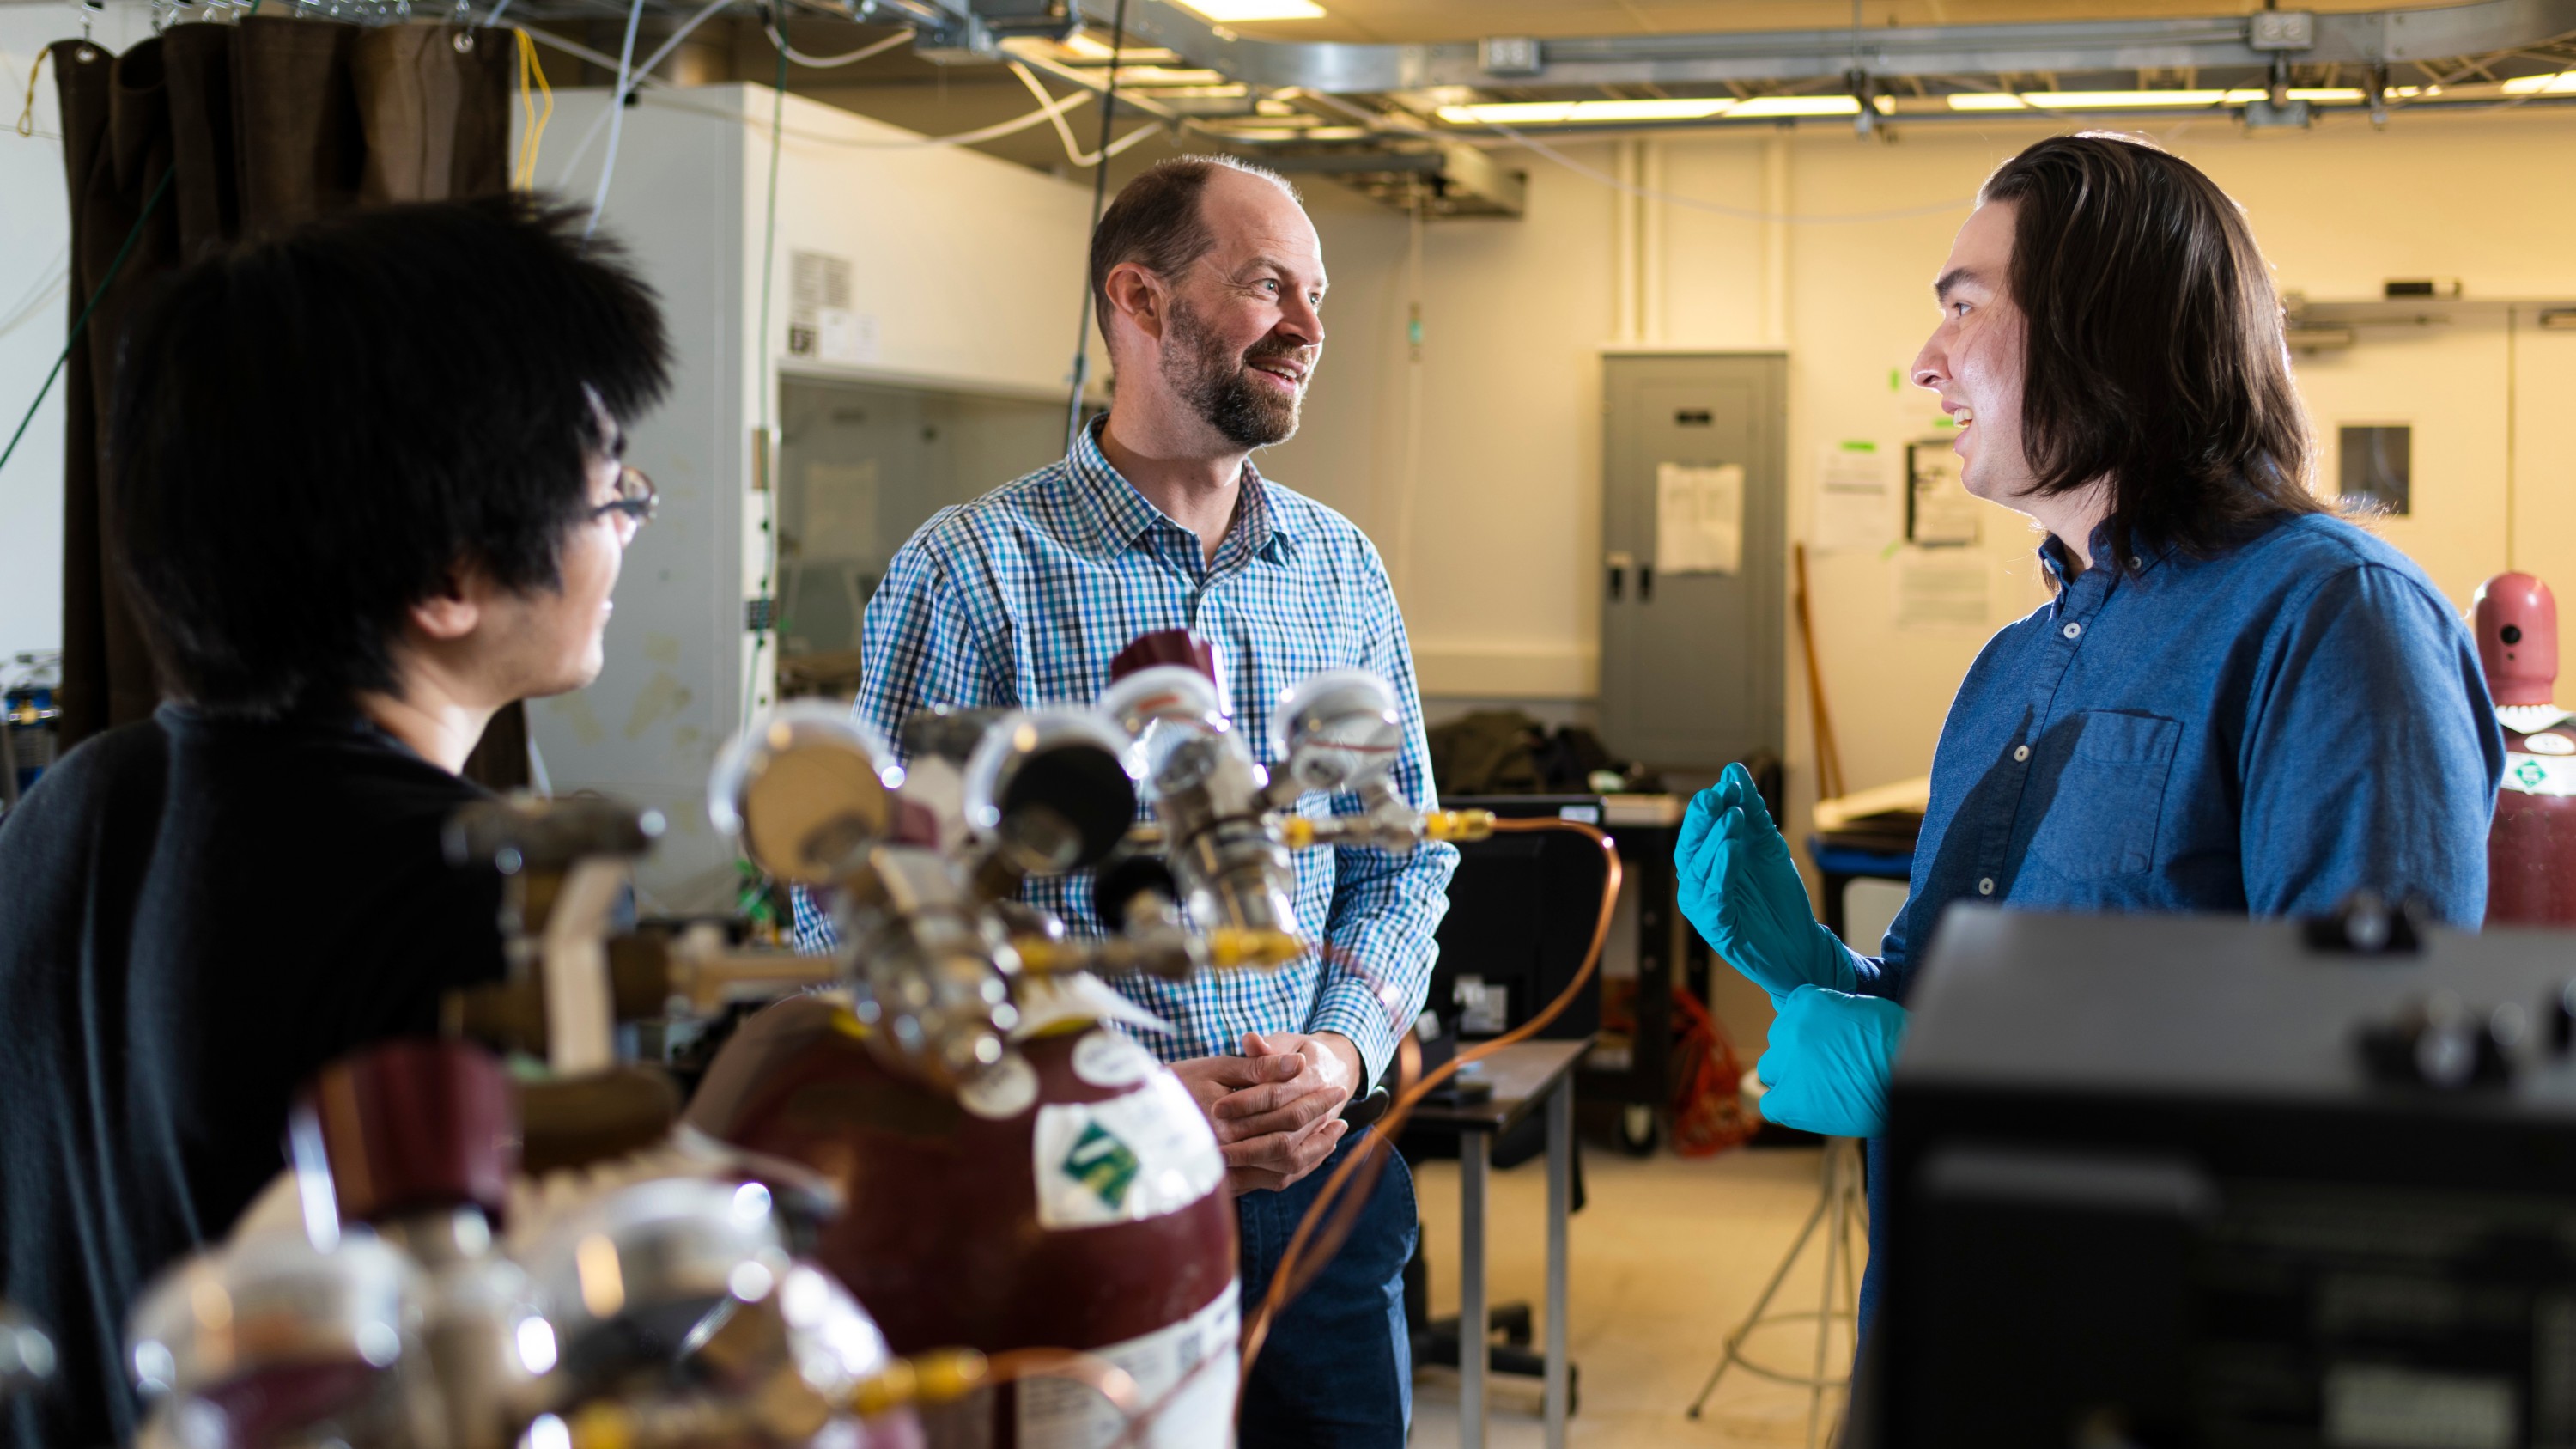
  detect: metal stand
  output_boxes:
[1683,1136,1867,1449]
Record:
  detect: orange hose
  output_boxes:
[1237,818,1622,1378]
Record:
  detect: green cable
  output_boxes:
[740,40,787,725]
[0,165,176,481]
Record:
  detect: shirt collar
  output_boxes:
[2037,522,2175,590]
[1064,415,1293,563]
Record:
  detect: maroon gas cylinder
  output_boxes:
[685,996,1240,1448]
[2475,572,2576,924]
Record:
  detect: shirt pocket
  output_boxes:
[2028,709,2182,880]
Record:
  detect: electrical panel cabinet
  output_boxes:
[1598,352,1787,772]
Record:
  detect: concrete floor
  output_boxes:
[1405,1145,1863,1449]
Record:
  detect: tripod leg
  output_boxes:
[1806,1142,1845,1449]
[1685,1145,1838,1418]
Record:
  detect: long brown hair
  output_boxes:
[1980,133,2320,566]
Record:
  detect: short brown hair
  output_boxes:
[1979,132,2320,566]
[1088,155,1299,347]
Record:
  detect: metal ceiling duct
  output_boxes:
[1099,0,2576,91]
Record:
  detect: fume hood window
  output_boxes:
[775,378,1065,689]
[2337,424,2412,517]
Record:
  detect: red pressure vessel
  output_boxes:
[2476,572,2576,924]
[686,997,1241,1448]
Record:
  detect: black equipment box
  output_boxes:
[1865,901,2576,1449]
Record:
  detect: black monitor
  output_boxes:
[1862,899,2576,1446]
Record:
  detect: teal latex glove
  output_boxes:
[1675,762,1859,1004]
[1755,984,1907,1139]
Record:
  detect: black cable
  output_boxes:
[1061,0,1129,454]
[0,165,175,481]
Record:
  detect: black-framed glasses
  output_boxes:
[591,465,657,543]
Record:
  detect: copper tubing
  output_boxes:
[1236,817,1623,1379]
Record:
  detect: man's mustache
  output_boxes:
[1241,341,1317,370]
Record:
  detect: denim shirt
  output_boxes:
[1861,512,2504,1002]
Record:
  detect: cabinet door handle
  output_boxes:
[1607,563,1625,600]
[1639,564,1655,601]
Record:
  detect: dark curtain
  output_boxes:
[52,17,531,789]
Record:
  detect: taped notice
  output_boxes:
[1896,551,1990,631]
[1032,1076,1224,1230]
[1655,462,1744,575]
[1018,1283,1239,1449]
[1814,443,1895,553]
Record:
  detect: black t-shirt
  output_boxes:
[0,704,507,1448]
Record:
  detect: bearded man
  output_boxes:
[792,155,1455,1446]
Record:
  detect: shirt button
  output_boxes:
[2062,621,2083,640]
[1978,877,1996,896]
[2014,745,2031,762]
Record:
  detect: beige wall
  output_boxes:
[1258,107,2576,1047]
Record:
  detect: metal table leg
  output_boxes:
[1461,1128,1488,1449]
[1545,1076,1571,1449]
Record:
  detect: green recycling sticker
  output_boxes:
[2518,758,2549,789]
[1062,1122,1142,1212]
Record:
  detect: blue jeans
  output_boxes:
[1235,1132,1419,1448]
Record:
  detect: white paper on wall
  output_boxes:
[1656,461,1745,575]
[1908,444,1982,547]
[1896,550,1990,630]
[1814,443,1895,552]
[817,307,880,366]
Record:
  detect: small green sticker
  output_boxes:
[1840,440,1878,453]
[2518,758,2549,789]
[1889,368,1902,392]
[1062,1122,1141,1210]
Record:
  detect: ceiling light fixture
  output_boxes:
[2505,70,2576,94]
[1056,33,1179,62]
[1173,0,1327,21]
[1437,98,1736,125]
[1727,94,1861,118]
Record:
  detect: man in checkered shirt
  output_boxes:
[791,155,1455,1445]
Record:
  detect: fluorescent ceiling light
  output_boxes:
[1438,98,1735,125]
[1955,87,2365,111]
[2505,70,2576,94]
[2025,89,2234,107]
[1727,94,1860,118]
[1108,67,1231,86]
[1056,33,1180,62]
[1173,0,1327,20]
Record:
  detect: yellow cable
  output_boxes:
[16,50,46,139]
[513,27,553,191]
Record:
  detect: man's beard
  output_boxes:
[1163,297,1306,448]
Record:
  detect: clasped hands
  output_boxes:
[1171,1030,1364,1196]
[1678,763,1906,1139]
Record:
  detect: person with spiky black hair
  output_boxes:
[0,195,671,1449]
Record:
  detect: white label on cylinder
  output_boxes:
[1032,1075,1225,1230]
[1072,1029,1158,1089]
[957,1054,1039,1121]
[2504,751,2576,797]
[1016,1282,1240,1448]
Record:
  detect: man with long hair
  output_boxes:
[1674,132,2501,1332]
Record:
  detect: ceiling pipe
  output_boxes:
[1100,0,2576,93]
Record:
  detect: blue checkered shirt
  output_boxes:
[788,421,1455,1088]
